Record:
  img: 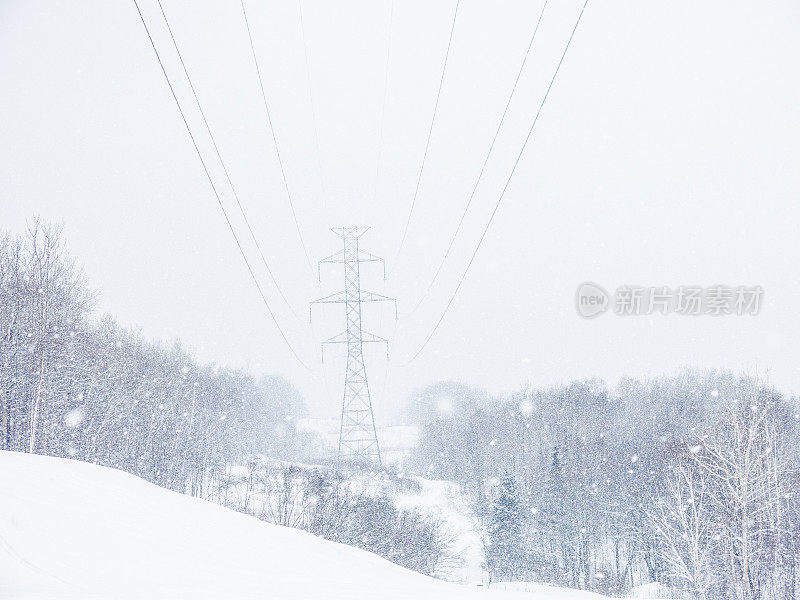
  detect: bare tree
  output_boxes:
[693,381,792,600]
[646,461,717,599]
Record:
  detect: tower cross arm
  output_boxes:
[309,290,397,322]
[318,250,386,280]
[311,290,347,304]
[360,290,398,319]
[309,290,346,323]
[321,330,389,362]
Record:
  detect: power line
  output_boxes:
[156,0,302,321]
[404,0,549,319]
[373,0,395,201]
[395,0,460,263]
[407,0,590,364]
[240,0,315,276]
[297,0,331,225]
[132,0,311,370]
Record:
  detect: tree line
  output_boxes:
[408,373,800,599]
[0,220,310,494]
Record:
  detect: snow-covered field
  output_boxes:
[0,451,612,599]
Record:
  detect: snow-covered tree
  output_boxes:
[485,472,527,582]
[0,222,312,493]
[646,461,718,600]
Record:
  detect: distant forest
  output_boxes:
[408,375,800,599]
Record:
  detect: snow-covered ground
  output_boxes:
[491,583,612,599]
[394,477,486,583]
[207,457,484,582]
[624,582,683,599]
[0,451,614,599]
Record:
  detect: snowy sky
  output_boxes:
[2,0,799,421]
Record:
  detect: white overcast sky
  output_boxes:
[2,0,799,421]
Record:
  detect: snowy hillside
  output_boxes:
[0,451,610,600]
[214,457,485,582]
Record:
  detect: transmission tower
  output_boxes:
[311,227,397,466]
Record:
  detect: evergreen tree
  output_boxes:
[485,472,527,582]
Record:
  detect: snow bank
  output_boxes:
[0,451,611,599]
[625,582,684,599]
[492,583,612,599]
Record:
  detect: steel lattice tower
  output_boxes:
[311,227,396,465]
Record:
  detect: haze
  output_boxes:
[2,0,798,420]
